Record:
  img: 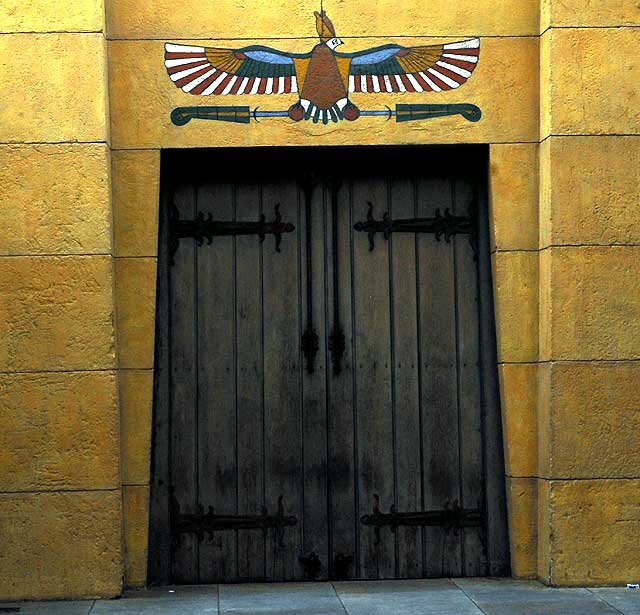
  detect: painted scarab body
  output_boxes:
[164,11,479,124]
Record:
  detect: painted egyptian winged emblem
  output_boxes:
[164,11,479,124]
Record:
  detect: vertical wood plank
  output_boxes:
[351,176,395,580]
[301,179,329,579]
[150,147,508,585]
[262,179,304,581]
[416,176,463,578]
[326,178,358,581]
[388,175,423,578]
[235,181,267,581]
[148,184,172,585]
[476,173,511,575]
[452,177,485,576]
[196,181,237,582]
[169,184,199,583]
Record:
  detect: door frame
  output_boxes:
[147,144,510,584]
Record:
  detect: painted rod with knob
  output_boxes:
[170,103,482,126]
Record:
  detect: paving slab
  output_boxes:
[333,579,484,615]
[219,582,345,615]
[0,601,92,615]
[590,588,640,615]
[453,578,622,615]
[92,585,218,615]
[6,580,640,615]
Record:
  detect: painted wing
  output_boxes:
[337,38,479,93]
[164,43,310,96]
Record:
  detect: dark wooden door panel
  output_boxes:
[351,177,395,580]
[452,178,486,576]
[416,175,463,577]
[235,181,267,581]
[326,179,358,581]
[388,176,423,579]
[261,180,304,581]
[300,181,330,580]
[150,147,509,585]
[170,185,199,583]
[196,181,237,582]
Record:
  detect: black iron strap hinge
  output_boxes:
[354,202,475,252]
[361,495,481,544]
[172,493,297,544]
[169,200,295,263]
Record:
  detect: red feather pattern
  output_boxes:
[349,40,480,93]
[165,43,298,96]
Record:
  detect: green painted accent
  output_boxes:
[171,106,251,125]
[236,58,295,78]
[395,103,482,123]
[169,103,483,127]
[351,57,404,76]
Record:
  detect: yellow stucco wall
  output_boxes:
[538,5,640,584]
[0,0,124,601]
[1,0,639,598]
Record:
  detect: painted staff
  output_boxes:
[170,103,482,126]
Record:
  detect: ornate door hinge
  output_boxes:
[169,201,295,263]
[171,492,297,544]
[354,202,474,252]
[361,494,481,543]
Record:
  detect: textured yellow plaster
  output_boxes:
[0,371,119,491]
[492,251,539,363]
[123,485,149,588]
[540,136,640,247]
[107,0,539,40]
[538,245,552,365]
[537,478,551,582]
[0,144,112,255]
[0,0,104,33]
[539,27,551,140]
[506,477,538,578]
[539,361,640,479]
[543,479,640,586]
[0,490,122,600]
[539,247,640,361]
[540,0,551,32]
[538,138,551,247]
[537,360,551,484]
[0,256,116,372]
[499,363,538,477]
[115,257,157,369]
[542,28,640,137]
[113,150,160,257]
[108,37,539,149]
[544,0,640,27]
[489,143,539,252]
[0,34,109,143]
[120,369,153,485]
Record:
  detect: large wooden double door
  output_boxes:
[149,147,509,584]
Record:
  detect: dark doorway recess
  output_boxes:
[148,145,509,585]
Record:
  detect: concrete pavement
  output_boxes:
[2,578,640,614]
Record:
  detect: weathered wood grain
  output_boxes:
[170,185,199,582]
[196,181,237,581]
[150,148,507,584]
[352,176,395,580]
[235,181,267,581]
